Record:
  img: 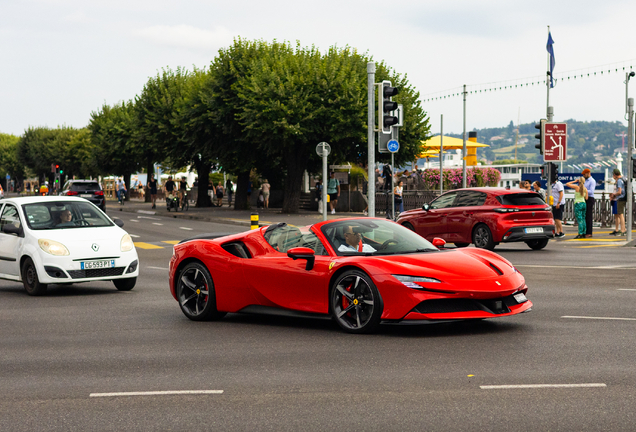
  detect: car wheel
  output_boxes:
[472,224,496,250]
[176,262,226,321]
[525,238,549,250]
[454,243,469,248]
[21,258,47,296]
[330,270,383,334]
[402,222,415,231]
[113,277,136,291]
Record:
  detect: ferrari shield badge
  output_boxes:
[329,262,335,270]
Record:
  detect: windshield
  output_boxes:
[22,201,114,230]
[321,219,437,256]
[497,193,545,206]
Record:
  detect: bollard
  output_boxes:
[250,212,259,230]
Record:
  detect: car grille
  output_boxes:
[412,294,522,315]
[67,267,125,279]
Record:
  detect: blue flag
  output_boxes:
[546,32,555,88]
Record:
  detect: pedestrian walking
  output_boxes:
[581,169,596,237]
[148,173,158,209]
[532,181,546,201]
[261,179,271,209]
[551,176,565,237]
[566,177,588,238]
[215,182,224,207]
[315,180,323,213]
[609,168,626,236]
[327,172,340,215]
[394,180,404,214]
[116,177,127,205]
[225,178,233,207]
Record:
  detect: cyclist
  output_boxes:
[179,177,188,206]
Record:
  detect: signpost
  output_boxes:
[316,142,331,221]
[544,122,567,161]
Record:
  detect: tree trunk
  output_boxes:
[123,173,132,201]
[196,160,212,207]
[234,170,251,210]
[281,146,307,213]
[145,156,153,203]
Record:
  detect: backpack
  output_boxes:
[617,178,627,201]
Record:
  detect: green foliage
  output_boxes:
[492,159,528,165]
[0,133,26,181]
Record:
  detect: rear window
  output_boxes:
[70,182,101,192]
[497,193,545,206]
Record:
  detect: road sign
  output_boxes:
[315,142,331,157]
[5,174,9,180]
[387,139,399,153]
[544,122,567,161]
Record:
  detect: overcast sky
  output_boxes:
[2,0,635,137]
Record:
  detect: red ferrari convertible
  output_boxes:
[168,218,532,333]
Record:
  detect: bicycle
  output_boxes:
[180,190,189,211]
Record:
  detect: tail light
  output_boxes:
[94,191,104,196]
[66,191,79,196]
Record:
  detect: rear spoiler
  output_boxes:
[178,233,236,244]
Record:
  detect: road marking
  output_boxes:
[562,316,636,321]
[162,240,180,245]
[137,210,157,215]
[480,383,606,390]
[574,244,621,249]
[565,238,624,242]
[152,223,163,226]
[137,216,161,220]
[147,266,169,271]
[90,390,223,398]
[129,234,140,238]
[133,242,163,250]
[618,289,636,291]
[180,227,193,230]
[516,265,636,270]
[130,219,139,223]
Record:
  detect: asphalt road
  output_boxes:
[1,212,636,431]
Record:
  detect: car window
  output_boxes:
[497,193,545,206]
[454,191,487,207]
[263,224,304,253]
[300,231,329,256]
[70,182,101,192]
[22,201,114,230]
[429,192,458,209]
[0,205,22,231]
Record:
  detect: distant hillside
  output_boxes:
[447,120,628,166]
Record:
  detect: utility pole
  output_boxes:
[626,97,634,242]
[440,114,444,195]
[367,62,375,217]
[462,84,467,188]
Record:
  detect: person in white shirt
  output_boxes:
[551,179,565,238]
[338,225,377,253]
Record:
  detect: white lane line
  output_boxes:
[90,390,223,398]
[618,289,636,291]
[137,216,161,220]
[481,383,606,390]
[129,234,140,238]
[152,223,163,226]
[516,265,636,270]
[130,219,139,223]
[136,210,157,215]
[147,266,169,271]
[180,227,193,231]
[562,316,636,321]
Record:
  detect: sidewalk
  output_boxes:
[106,198,365,228]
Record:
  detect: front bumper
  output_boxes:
[500,225,555,243]
[36,251,139,284]
[396,295,533,322]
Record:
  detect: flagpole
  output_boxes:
[546,25,551,121]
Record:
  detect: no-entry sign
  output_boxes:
[544,122,567,161]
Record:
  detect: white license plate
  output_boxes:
[524,227,543,234]
[81,260,115,270]
[514,293,527,303]
[80,194,93,198]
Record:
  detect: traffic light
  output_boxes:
[534,119,546,155]
[549,162,558,181]
[540,164,547,180]
[632,157,636,178]
[59,168,63,174]
[379,80,399,134]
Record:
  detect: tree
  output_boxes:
[0,133,26,189]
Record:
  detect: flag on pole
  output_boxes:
[546,32,555,88]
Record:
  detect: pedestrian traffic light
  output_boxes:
[534,119,546,155]
[540,164,547,180]
[549,162,558,181]
[379,80,399,134]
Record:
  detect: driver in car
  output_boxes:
[56,210,73,226]
[338,225,377,253]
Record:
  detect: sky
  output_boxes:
[2,0,636,138]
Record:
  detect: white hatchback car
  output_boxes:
[0,196,139,295]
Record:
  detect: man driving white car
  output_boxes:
[338,225,376,253]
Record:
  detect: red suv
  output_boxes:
[396,187,555,250]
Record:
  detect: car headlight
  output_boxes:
[392,274,441,288]
[120,234,134,252]
[38,239,70,256]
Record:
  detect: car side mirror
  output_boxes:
[432,237,446,248]
[2,224,22,237]
[422,203,430,211]
[113,218,124,227]
[287,247,315,271]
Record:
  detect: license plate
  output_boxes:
[80,194,92,198]
[524,227,543,234]
[81,260,115,270]
[514,293,527,303]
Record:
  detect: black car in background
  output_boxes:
[60,180,106,212]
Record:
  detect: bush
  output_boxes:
[421,167,500,189]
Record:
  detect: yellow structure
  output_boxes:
[420,135,489,166]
